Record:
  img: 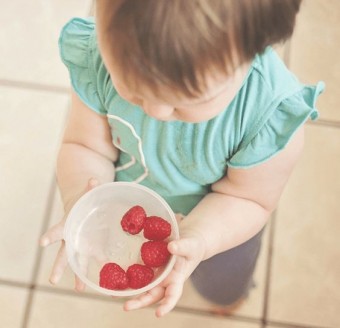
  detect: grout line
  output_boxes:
[21,178,58,328]
[3,280,332,328]
[307,119,340,129]
[261,212,277,327]
[259,215,334,328]
[0,79,70,94]
[265,319,334,328]
[0,279,31,289]
[31,284,336,328]
[32,285,262,325]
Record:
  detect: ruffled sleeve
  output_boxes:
[59,18,107,115]
[227,81,325,168]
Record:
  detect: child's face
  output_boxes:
[99,43,250,123]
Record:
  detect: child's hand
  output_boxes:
[39,178,100,291]
[123,226,207,317]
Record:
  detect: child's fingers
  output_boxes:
[168,238,198,259]
[155,258,186,317]
[156,282,184,317]
[42,178,100,289]
[40,220,65,247]
[124,286,164,311]
[49,241,68,285]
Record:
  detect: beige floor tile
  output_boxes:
[268,125,340,327]
[179,222,270,319]
[28,290,260,328]
[0,0,92,86]
[0,285,28,328]
[289,0,340,121]
[0,88,69,282]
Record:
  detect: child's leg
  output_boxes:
[190,228,265,306]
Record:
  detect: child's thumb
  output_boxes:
[168,238,196,259]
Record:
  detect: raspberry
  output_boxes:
[141,240,171,267]
[127,264,154,289]
[99,263,129,290]
[143,216,171,241]
[121,205,146,235]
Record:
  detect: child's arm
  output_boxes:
[124,127,304,317]
[40,91,118,289]
[182,127,305,260]
[57,91,118,209]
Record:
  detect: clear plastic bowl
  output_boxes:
[64,182,179,297]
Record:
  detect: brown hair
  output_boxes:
[97,0,302,98]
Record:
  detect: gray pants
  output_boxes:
[190,228,264,305]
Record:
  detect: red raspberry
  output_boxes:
[143,216,171,241]
[127,264,154,289]
[141,240,171,267]
[121,205,146,235]
[99,263,129,290]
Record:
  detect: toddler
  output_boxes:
[40,0,324,317]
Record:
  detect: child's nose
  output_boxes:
[142,101,175,120]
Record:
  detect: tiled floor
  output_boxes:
[1,1,339,327]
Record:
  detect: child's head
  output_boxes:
[96,0,302,122]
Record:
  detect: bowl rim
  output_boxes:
[64,181,179,296]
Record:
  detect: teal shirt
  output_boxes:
[60,18,324,215]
